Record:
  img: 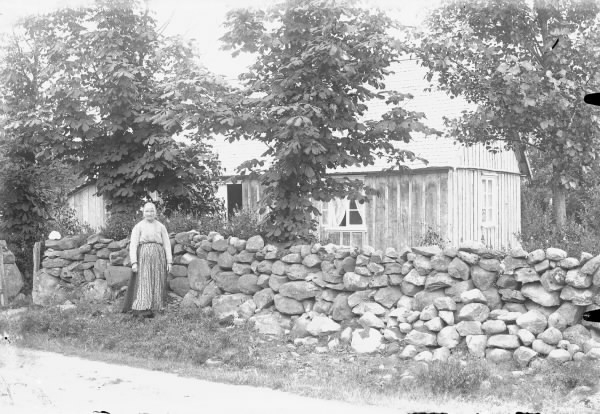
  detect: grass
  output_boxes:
[2,301,600,414]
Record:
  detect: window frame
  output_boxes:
[480,173,497,228]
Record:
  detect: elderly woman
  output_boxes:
[122,202,172,318]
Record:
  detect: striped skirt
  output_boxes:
[122,243,168,313]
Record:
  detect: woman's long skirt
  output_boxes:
[122,243,168,313]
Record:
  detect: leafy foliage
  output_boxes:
[217,0,439,242]
[0,0,226,214]
[409,0,600,227]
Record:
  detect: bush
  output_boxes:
[100,211,140,241]
[518,191,600,256]
[46,206,95,237]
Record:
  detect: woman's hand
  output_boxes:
[132,263,138,273]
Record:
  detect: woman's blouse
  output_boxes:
[129,219,173,265]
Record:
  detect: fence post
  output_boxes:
[0,245,6,307]
[33,241,41,277]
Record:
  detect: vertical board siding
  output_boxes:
[451,169,521,249]
[459,144,521,174]
[67,183,107,230]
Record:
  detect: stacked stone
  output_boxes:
[0,240,24,300]
[34,234,131,305]
[34,230,600,366]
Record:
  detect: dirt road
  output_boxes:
[0,344,570,414]
[0,346,417,414]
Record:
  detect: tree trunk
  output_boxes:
[553,184,567,228]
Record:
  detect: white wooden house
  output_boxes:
[67,60,530,249]
[213,60,531,250]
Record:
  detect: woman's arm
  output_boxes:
[160,223,173,265]
[129,222,141,266]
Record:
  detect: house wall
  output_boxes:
[364,171,449,251]
[67,183,107,231]
[448,168,521,250]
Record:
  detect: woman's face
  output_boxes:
[143,204,157,221]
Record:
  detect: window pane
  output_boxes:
[339,212,347,227]
[482,209,487,222]
[349,199,357,209]
[351,232,363,247]
[342,232,351,246]
[349,211,363,225]
[329,232,340,245]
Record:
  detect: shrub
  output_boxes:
[46,206,95,237]
[100,211,140,241]
[534,360,600,392]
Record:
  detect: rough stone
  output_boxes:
[516,310,547,335]
[238,274,261,295]
[373,287,403,308]
[274,294,305,315]
[461,289,488,304]
[331,294,353,321]
[212,293,252,319]
[457,303,490,322]
[437,326,460,348]
[253,288,275,311]
[466,335,487,357]
[213,271,241,294]
[268,274,288,292]
[471,266,497,291]
[307,315,341,336]
[513,346,538,368]
[352,301,386,316]
[358,312,385,329]
[448,258,470,280]
[517,329,536,346]
[538,327,562,346]
[405,330,437,347]
[456,321,483,336]
[547,349,571,363]
[425,273,455,291]
[521,283,561,307]
[563,325,591,348]
[457,251,479,265]
[187,259,211,292]
[82,279,111,302]
[343,272,369,291]
[444,280,475,302]
[482,320,507,335]
[351,328,383,354]
[532,339,555,355]
[566,270,592,289]
[560,286,594,306]
[250,313,284,336]
[278,281,319,301]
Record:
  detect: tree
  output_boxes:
[217,0,438,242]
[0,0,226,216]
[409,0,600,228]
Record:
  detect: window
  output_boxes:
[319,197,366,247]
[481,174,496,227]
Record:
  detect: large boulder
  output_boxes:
[457,303,490,322]
[521,283,561,307]
[3,262,24,299]
[187,259,211,292]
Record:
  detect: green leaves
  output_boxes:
[217,0,431,242]
[0,0,226,216]
[410,0,600,202]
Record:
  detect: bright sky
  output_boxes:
[0,0,442,78]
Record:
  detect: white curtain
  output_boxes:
[332,197,347,226]
[356,199,366,224]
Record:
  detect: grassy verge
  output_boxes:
[2,302,600,414]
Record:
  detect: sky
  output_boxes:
[0,0,442,79]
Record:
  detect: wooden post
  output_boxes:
[33,242,41,277]
[0,246,6,307]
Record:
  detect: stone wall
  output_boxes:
[0,240,24,301]
[34,231,600,367]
